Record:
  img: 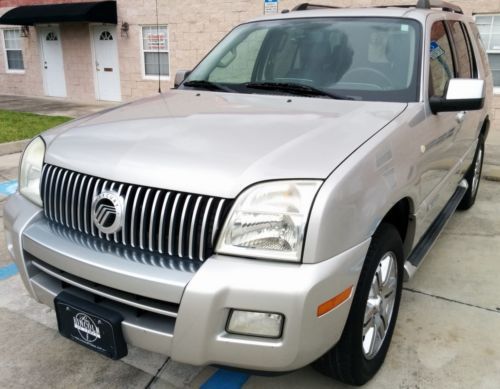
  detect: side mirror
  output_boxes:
[174,69,191,88]
[430,79,485,114]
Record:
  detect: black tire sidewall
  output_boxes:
[340,223,404,384]
[458,138,484,210]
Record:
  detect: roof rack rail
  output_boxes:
[291,1,463,14]
[292,3,340,11]
[416,0,463,14]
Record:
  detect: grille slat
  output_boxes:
[43,166,55,217]
[212,199,226,245]
[53,169,63,224]
[158,192,171,254]
[139,189,152,250]
[65,172,75,228]
[41,164,231,262]
[121,186,133,246]
[76,176,87,232]
[189,196,203,260]
[114,184,124,244]
[99,180,109,239]
[70,173,80,230]
[91,179,102,237]
[59,171,68,226]
[83,176,94,234]
[178,194,191,258]
[130,186,142,248]
[199,197,214,261]
[168,193,181,256]
[148,190,161,252]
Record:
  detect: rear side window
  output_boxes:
[462,23,478,78]
[429,21,455,97]
[447,20,473,78]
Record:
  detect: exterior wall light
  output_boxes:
[121,22,129,38]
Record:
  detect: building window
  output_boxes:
[141,26,169,78]
[2,28,25,72]
[99,31,113,41]
[475,15,500,87]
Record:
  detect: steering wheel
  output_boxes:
[341,67,393,89]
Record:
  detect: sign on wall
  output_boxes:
[264,0,278,15]
[144,31,167,50]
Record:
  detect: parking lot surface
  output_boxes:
[1,151,499,388]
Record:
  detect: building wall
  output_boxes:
[0,21,43,97]
[115,0,259,99]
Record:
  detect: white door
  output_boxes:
[92,26,121,101]
[38,26,67,97]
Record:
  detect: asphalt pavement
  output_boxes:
[1,151,499,388]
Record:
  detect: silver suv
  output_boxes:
[4,0,493,385]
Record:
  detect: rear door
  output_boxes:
[446,20,481,165]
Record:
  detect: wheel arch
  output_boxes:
[378,197,416,259]
[480,115,490,141]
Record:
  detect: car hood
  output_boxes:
[43,91,406,198]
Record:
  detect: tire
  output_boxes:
[313,223,404,386]
[458,137,484,210]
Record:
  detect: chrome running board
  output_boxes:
[404,179,468,280]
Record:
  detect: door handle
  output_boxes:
[456,111,466,124]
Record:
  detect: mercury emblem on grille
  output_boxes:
[91,191,124,234]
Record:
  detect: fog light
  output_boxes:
[226,310,284,338]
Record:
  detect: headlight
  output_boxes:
[19,137,45,207]
[216,180,322,262]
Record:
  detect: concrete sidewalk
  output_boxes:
[0,94,116,118]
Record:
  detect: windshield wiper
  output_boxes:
[183,80,233,93]
[244,82,353,100]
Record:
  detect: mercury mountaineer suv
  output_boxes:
[4,0,493,385]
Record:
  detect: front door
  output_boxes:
[38,26,67,97]
[414,20,464,241]
[91,26,121,101]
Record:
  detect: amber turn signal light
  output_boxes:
[317,285,353,317]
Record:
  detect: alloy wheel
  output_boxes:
[472,147,483,196]
[362,251,398,360]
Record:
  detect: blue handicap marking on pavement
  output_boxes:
[200,369,250,389]
[0,263,18,280]
[0,179,18,196]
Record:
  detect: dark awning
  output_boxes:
[0,1,117,26]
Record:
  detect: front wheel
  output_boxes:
[314,223,404,386]
[458,138,484,210]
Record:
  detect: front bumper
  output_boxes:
[4,193,369,371]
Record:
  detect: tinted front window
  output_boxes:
[185,18,421,102]
[429,21,455,97]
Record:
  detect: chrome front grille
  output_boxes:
[41,164,231,261]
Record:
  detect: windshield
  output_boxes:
[183,17,421,102]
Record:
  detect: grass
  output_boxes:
[0,109,72,143]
